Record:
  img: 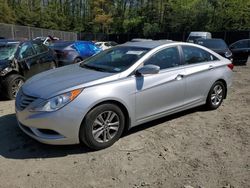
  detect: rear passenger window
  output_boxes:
[182,46,217,64]
[144,47,181,70]
[33,43,48,54]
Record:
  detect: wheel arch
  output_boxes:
[216,79,227,99]
[1,70,23,80]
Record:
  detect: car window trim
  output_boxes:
[18,42,38,60]
[32,43,49,55]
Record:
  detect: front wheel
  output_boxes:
[3,74,24,100]
[79,104,125,150]
[206,81,226,110]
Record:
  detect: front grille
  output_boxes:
[16,89,38,111]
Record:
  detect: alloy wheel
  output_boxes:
[211,84,223,106]
[12,79,24,97]
[92,111,120,143]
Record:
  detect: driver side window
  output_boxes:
[144,47,181,70]
[19,43,35,59]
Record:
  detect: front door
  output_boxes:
[135,46,186,122]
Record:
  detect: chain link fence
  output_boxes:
[0,23,77,41]
[78,31,250,45]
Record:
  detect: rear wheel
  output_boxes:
[50,61,57,69]
[73,57,82,64]
[79,103,125,150]
[3,74,24,100]
[206,81,225,110]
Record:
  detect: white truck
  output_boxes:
[187,32,212,43]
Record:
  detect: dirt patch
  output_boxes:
[0,65,249,188]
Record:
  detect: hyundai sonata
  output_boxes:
[16,41,233,150]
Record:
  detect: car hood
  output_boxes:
[211,48,227,54]
[22,64,118,99]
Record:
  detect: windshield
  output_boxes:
[187,36,202,42]
[80,46,149,73]
[0,42,19,60]
[196,40,228,50]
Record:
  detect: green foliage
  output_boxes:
[0,0,15,23]
[143,23,160,37]
[0,0,249,34]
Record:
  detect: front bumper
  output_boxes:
[15,96,87,145]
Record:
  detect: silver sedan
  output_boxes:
[15,41,233,150]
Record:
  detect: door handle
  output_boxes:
[208,65,214,70]
[175,74,184,81]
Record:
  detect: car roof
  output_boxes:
[189,31,211,35]
[232,39,250,43]
[0,39,21,44]
[196,38,224,42]
[121,40,175,49]
[0,39,21,43]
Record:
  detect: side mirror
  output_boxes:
[136,64,160,75]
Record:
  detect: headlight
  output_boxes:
[31,89,82,112]
[225,51,232,58]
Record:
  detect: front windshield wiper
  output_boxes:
[80,63,108,72]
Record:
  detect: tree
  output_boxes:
[0,0,15,24]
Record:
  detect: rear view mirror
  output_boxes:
[136,64,160,75]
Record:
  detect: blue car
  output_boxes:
[49,41,101,66]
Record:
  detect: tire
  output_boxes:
[73,57,82,64]
[79,103,125,150]
[206,81,226,110]
[3,74,25,100]
[50,61,57,69]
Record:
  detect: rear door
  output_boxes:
[18,42,40,78]
[32,42,53,71]
[180,45,219,105]
[135,46,186,122]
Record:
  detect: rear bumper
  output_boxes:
[57,59,74,67]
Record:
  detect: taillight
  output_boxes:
[227,63,234,70]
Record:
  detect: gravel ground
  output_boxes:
[0,64,249,188]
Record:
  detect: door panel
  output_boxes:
[184,62,215,104]
[135,68,186,121]
[18,42,40,78]
[135,46,186,121]
[180,45,218,104]
[32,43,53,71]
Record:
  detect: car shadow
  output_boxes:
[124,106,206,136]
[0,106,206,160]
[0,94,9,101]
[0,114,91,159]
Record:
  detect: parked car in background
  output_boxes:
[49,41,101,66]
[0,37,5,40]
[16,41,233,150]
[0,40,57,99]
[33,36,60,46]
[187,32,212,43]
[95,41,118,50]
[194,38,233,61]
[229,39,250,65]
